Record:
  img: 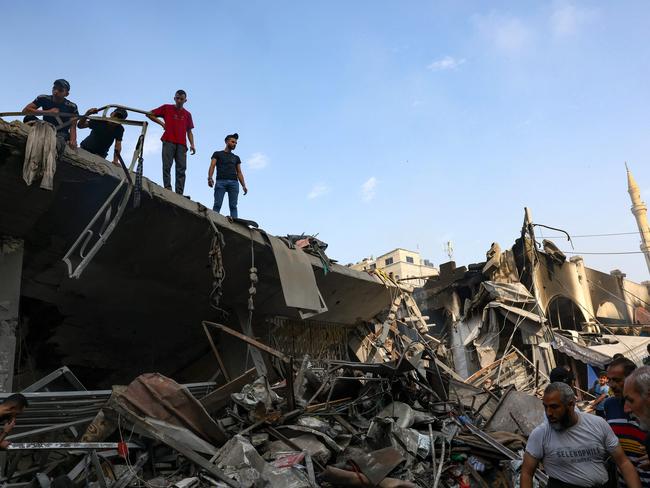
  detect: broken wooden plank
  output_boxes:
[202,323,231,382]
[433,357,464,382]
[332,414,359,436]
[235,308,268,377]
[200,368,257,413]
[464,352,518,384]
[203,321,290,364]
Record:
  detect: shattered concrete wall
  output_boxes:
[0,120,395,388]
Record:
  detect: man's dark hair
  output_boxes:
[550,366,574,384]
[53,79,71,91]
[175,89,187,97]
[613,353,625,360]
[2,394,28,409]
[225,133,239,142]
[608,356,637,377]
[113,108,128,120]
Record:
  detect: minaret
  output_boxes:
[626,163,650,275]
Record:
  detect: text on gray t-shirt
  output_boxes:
[526,412,619,486]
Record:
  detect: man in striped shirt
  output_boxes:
[605,357,650,487]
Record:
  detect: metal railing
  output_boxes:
[1,105,150,278]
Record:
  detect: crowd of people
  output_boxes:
[521,360,650,488]
[20,79,247,218]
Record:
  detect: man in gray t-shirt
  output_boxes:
[521,382,640,488]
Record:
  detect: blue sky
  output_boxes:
[3,1,650,281]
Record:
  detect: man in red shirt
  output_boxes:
[147,90,196,195]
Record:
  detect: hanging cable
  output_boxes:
[620,286,650,310]
[533,223,574,249]
[563,251,646,255]
[539,231,641,238]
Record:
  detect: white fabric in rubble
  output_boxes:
[23,121,57,190]
[231,376,282,410]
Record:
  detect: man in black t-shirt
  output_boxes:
[207,133,248,218]
[78,108,127,165]
[22,79,79,148]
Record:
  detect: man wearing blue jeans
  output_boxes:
[208,133,248,218]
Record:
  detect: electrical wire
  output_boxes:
[495,307,533,386]
[541,231,641,238]
[586,277,650,327]
[586,278,638,311]
[621,286,650,310]
[563,251,646,255]
[117,414,183,488]
[536,226,646,254]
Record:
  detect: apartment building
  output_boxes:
[350,248,438,287]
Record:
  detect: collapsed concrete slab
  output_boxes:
[0,120,395,388]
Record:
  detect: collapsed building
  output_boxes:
[418,208,650,395]
[0,117,402,392]
[1,113,649,487]
[0,117,459,487]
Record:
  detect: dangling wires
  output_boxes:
[207,218,226,313]
[247,228,258,328]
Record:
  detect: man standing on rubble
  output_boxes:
[0,394,28,449]
[521,382,641,488]
[77,107,127,165]
[147,90,195,196]
[605,358,650,487]
[207,133,248,218]
[22,79,79,148]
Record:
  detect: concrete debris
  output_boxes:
[0,305,550,488]
[4,125,650,487]
[232,376,283,412]
[265,434,331,465]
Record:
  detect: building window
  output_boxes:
[406,256,414,264]
[369,263,377,270]
[385,257,394,265]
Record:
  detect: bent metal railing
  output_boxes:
[1,104,150,278]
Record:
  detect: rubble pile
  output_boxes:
[0,309,548,488]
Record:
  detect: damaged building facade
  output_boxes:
[0,116,474,487]
[0,118,411,392]
[418,207,650,394]
[2,112,650,487]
